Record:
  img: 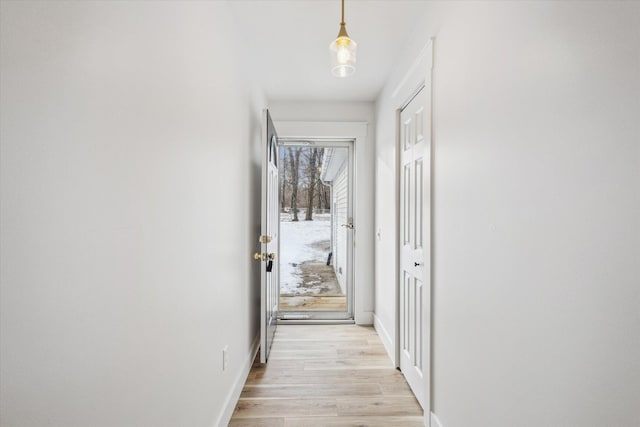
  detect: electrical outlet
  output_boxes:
[222,346,228,371]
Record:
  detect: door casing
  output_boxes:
[398,86,429,407]
[392,39,434,426]
[277,138,355,322]
[274,121,371,325]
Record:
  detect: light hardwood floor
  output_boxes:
[228,325,423,427]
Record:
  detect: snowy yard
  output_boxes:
[280,213,333,295]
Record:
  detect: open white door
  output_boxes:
[399,86,430,409]
[257,109,279,363]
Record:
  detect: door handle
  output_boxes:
[414,262,422,267]
[253,252,276,262]
[341,223,354,229]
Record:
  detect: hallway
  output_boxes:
[2,2,639,426]
[229,325,423,426]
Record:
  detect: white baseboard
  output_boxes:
[430,411,443,427]
[355,310,374,325]
[373,314,396,367]
[215,333,260,427]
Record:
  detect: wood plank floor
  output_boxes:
[229,325,423,427]
[279,295,347,312]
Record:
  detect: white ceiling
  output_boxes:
[229,0,430,102]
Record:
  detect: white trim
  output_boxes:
[355,311,374,325]
[275,121,368,139]
[374,314,396,367]
[274,120,371,325]
[391,40,433,99]
[279,319,355,325]
[391,39,434,103]
[215,333,260,427]
[393,38,434,426]
[430,412,444,427]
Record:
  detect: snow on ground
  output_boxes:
[280,213,331,294]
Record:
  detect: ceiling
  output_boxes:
[229,0,430,102]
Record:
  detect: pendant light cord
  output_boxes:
[341,0,345,25]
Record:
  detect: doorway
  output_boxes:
[398,86,429,408]
[277,139,354,321]
[392,40,433,422]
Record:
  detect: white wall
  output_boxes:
[271,101,375,324]
[375,2,640,426]
[0,2,264,426]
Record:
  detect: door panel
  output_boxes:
[399,86,430,408]
[260,110,279,363]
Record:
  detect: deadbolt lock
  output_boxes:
[258,235,272,244]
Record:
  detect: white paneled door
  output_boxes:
[399,86,430,409]
[258,110,279,363]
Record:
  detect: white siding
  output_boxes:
[332,163,348,294]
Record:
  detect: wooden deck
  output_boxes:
[279,295,346,312]
[229,325,423,426]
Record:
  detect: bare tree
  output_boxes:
[289,147,302,221]
[317,180,329,210]
[305,148,319,220]
[315,148,325,210]
[280,148,287,212]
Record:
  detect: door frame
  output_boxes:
[392,39,434,426]
[277,138,355,321]
[274,121,371,324]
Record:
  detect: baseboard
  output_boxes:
[215,332,260,427]
[355,310,374,325]
[373,314,396,367]
[430,411,443,427]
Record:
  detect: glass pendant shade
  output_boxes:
[329,0,357,80]
[330,34,357,77]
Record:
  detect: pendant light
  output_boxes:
[329,0,357,78]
